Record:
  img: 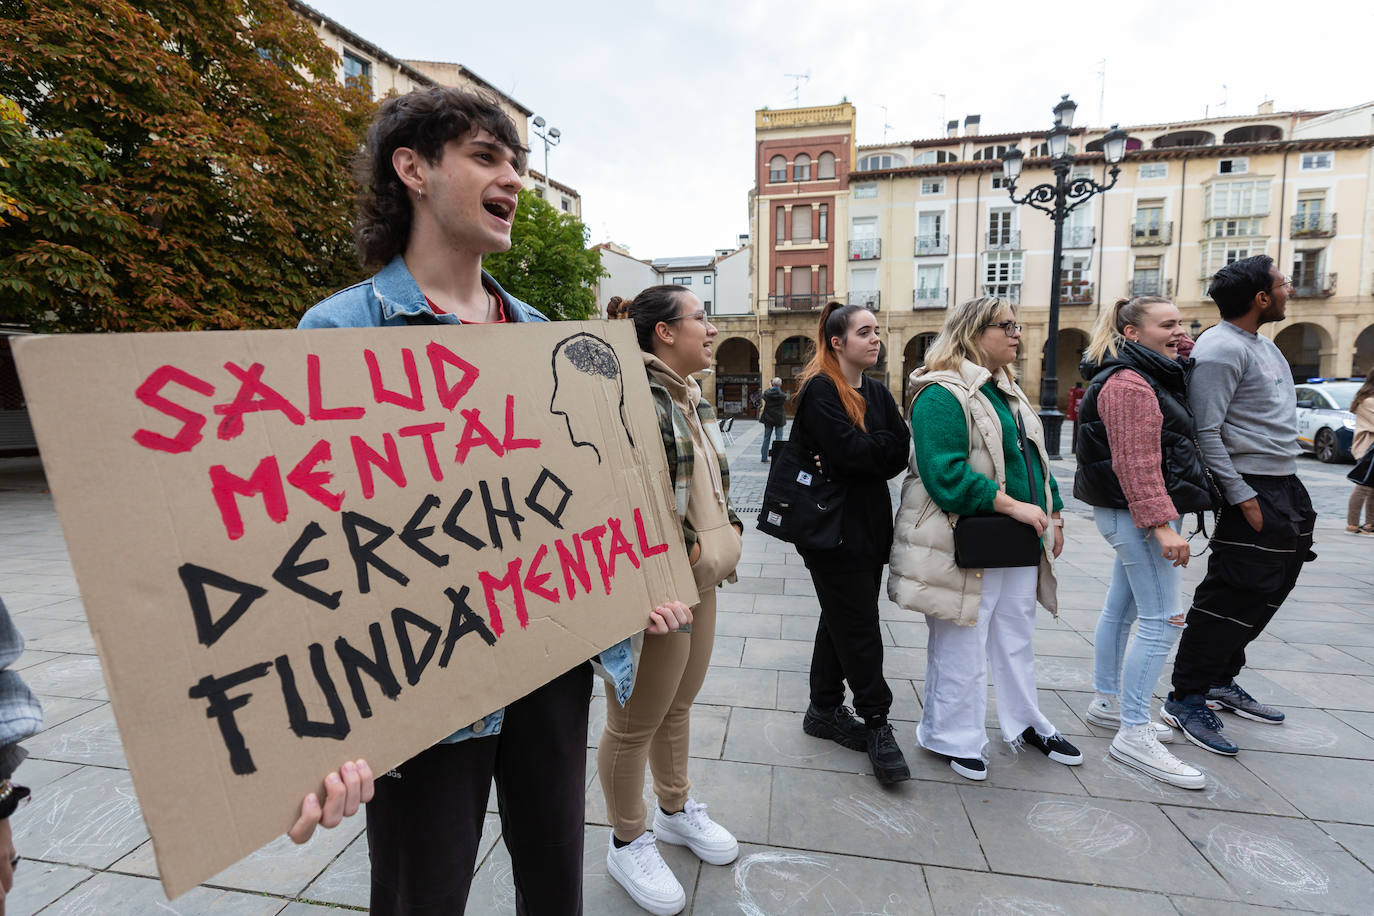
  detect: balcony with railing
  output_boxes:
[912,287,947,309]
[848,238,881,260]
[1291,213,1336,238]
[1129,276,1173,298]
[1062,226,1096,248]
[1131,221,1173,246]
[915,234,949,256]
[766,293,831,312]
[1292,273,1336,298]
[985,230,1021,251]
[981,284,1020,304]
[1059,281,1094,305]
[848,290,881,311]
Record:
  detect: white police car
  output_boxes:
[1295,378,1360,463]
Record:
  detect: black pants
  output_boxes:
[367,661,593,915]
[806,564,893,726]
[1171,474,1315,699]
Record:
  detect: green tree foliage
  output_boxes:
[483,189,606,321]
[0,0,373,331]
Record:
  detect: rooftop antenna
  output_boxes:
[784,70,810,106]
[880,105,893,143]
[1096,59,1106,124]
[933,92,946,135]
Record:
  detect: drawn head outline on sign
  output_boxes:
[550,332,634,463]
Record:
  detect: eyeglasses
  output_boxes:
[664,310,709,325]
[1269,276,1293,292]
[985,321,1022,337]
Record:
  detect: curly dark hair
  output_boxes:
[1207,254,1275,320]
[353,87,528,269]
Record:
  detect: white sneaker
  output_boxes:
[1110,723,1205,790]
[653,798,739,865]
[1085,694,1174,742]
[606,833,685,916]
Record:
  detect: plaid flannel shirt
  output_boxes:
[0,597,43,781]
[647,376,743,555]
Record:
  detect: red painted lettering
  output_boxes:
[209,456,287,540]
[633,507,670,557]
[580,523,613,596]
[453,409,505,464]
[523,544,559,605]
[399,422,446,482]
[214,362,306,440]
[606,517,641,580]
[478,558,527,637]
[307,354,365,421]
[501,395,541,452]
[132,365,215,454]
[286,439,344,512]
[364,347,423,411]
[555,533,592,599]
[350,433,407,499]
[426,342,479,409]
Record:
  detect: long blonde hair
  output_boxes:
[923,296,1016,381]
[1084,296,1172,365]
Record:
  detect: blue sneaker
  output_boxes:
[1162,694,1238,756]
[1207,681,1285,724]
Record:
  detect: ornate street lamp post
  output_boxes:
[1000,95,1128,457]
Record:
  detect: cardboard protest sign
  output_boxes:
[13,321,696,897]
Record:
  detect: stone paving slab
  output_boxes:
[699,844,932,915]
[923,864,1179,914]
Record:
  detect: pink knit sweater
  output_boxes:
[1098,369,1178,529]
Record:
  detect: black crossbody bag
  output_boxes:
[756,382,846,550]
[952,410,1044,569]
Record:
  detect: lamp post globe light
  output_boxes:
[1000,95,1129,458]
[531,115,561,195]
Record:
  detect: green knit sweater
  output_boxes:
[911,381,1063,516]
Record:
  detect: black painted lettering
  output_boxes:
[399,494,449,568]
[341,510,409,593]
[272,521,342,610]
[178,563,268,647]
[524,467,574,530]
[480,477,525,549]
[188,662,273,774]
[439,585,497,666]
[442,489,486,550]
[275,644,349,740]
[391,607,442,686]
[335,622,401,718]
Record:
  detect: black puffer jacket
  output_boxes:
[1073,341,1218,513]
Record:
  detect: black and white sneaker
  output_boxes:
[948,756,987,781]
[1020,727,1083,765]
[802,703,868,751]
[1207,681,1285,723]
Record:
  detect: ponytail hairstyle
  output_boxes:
[1084,295,1173,365]
[1352,367,1374,415]
[624,284,692,353]
[799,301,869,429]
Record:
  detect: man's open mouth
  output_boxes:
[483,200,514,221]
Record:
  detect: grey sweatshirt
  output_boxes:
[1187,320,1300,505]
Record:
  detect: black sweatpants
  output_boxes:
[1171,474,1315,699]
[366,661,593,916]
[805,563,893,726]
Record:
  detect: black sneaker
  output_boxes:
[1206,681,1285,724]
[866,724,910,785]
[802,703,867,751]
[1020,727,1083,765]
[948,756,987,781]
[1162,694,1239,755]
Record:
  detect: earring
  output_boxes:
[416,188,424,201]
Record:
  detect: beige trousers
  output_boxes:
[599,587,717,841]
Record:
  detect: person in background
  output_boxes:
[1074,296,1216,789]
[888,296,1079,781]
[759,377,787,462]
[1164,255,1315,756]
[793,303,912,785]
[0,597,42,915]
[599,284,743,916]
[1345,368,1374,535]
[1066,380,1086,452]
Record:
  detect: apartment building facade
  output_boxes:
[709,100,1374,417]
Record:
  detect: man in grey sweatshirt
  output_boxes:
[1163,255,1316,756]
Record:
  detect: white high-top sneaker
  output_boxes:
[1110,723,1206,790]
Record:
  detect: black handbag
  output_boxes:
[756,383,846,550]
[1349,448,1374,487]
[952,409,1045,569]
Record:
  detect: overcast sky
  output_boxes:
[309,0,1372,258]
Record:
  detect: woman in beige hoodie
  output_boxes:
[1347,369,1374,534]
[600,285,744,916]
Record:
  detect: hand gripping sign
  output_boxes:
[13,321,696,897]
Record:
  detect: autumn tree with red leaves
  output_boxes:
[0,0,374,331]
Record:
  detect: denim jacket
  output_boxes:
[0,598,43,780]
[299,256,637,742]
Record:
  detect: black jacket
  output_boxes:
[1073,341,1217,513]
[760,386,787,427]
[794,375,910,568]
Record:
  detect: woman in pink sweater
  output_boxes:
[1073,297,1219,789]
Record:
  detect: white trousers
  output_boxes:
[917,566,1056,759]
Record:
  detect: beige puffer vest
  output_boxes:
[886,359,1059,625]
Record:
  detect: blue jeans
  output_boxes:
[760,423,782,461]
[1092,508,1183,726]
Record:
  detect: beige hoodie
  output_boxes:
[644,354,742,593]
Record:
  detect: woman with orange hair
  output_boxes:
[791,302,912,784]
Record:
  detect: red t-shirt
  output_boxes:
[424,282,508,323]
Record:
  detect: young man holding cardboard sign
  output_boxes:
[297,87,690,914]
